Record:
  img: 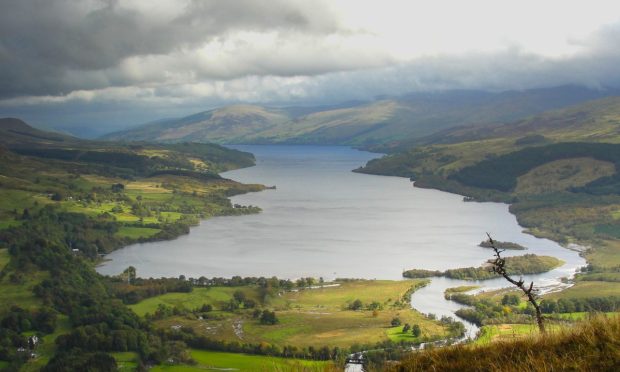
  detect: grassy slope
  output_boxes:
[0,269,46,313]
[389,315,620,371]
[514,158,615,195]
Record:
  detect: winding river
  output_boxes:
[97,145,586,336]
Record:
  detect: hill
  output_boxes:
[358,96,620,180]
[413,95,620,147]
[0,118,271,370]
[388,315,620,372]
[102,86,618,148]
[356,96,620,325]
[0,118,80,147]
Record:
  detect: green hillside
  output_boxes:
[102,86,617,148]
[0,119,272,370]
[357,97,620,318]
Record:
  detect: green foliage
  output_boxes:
[402,269,442,278]
[479,240,526,250]
[405,255,562,281]
[540,296,620,313]
[347,299,364,310]
[411,324,421,337]
[501,294,521,306]
[451,142,620,192]
[0,124,265,369]
[43,351,118,372]
[259,310,279,325]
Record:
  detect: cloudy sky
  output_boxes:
[1,0,620,135]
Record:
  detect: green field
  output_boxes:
[551,312,619,320]
[129,287,260,316]
[0,270,46,313]
[387,326,424,342]
[151,350,334,372]
[0,248,9,270]
[111,352,140,372]
[586,240,620,268]
[545,281,620,300]
[116,226,162,239]
[140,280,451,349]
[475,324,542,345]
[0,219,21,230]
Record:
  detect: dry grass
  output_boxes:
[387,314,620,371]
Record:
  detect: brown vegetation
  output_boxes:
[387,314,620,372]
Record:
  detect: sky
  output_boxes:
[1,0,620,136]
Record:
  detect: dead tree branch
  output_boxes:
[486,233,545,333]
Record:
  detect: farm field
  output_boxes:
[134,280,454,349]
[151,350,335,372]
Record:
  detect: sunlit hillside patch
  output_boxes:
[137,280,455,350]
[515,158,615,195]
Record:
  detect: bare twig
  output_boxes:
[486,233,545,333]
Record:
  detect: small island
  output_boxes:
[403,254,563,280]
[479,240,527,250]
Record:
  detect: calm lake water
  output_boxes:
[97,145,585,334]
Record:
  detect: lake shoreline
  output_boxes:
[96,145,586,342]
[99,145,588,279]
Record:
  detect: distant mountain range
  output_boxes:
[413,95,620,147]
[357,95,620,179]
[101,86,620,149]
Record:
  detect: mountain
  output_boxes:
[358,96,620,178]
[0,117,80,148]
[412,96,620,147]
[0,117,257,173]
[101,86,619,148]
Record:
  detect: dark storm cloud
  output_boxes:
[1,0,620,134]
[0,0,339,98]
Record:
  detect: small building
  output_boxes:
[28,335,39,350]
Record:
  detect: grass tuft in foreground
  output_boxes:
[388,314,620,371]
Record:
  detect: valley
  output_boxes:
[2,95,620,371]
[3,1,620,370]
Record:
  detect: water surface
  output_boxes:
[98,145,583,281]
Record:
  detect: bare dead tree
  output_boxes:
[486,233,545,333]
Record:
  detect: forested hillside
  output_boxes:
[0,118,265,370]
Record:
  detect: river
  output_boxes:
[97,145,586,335]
